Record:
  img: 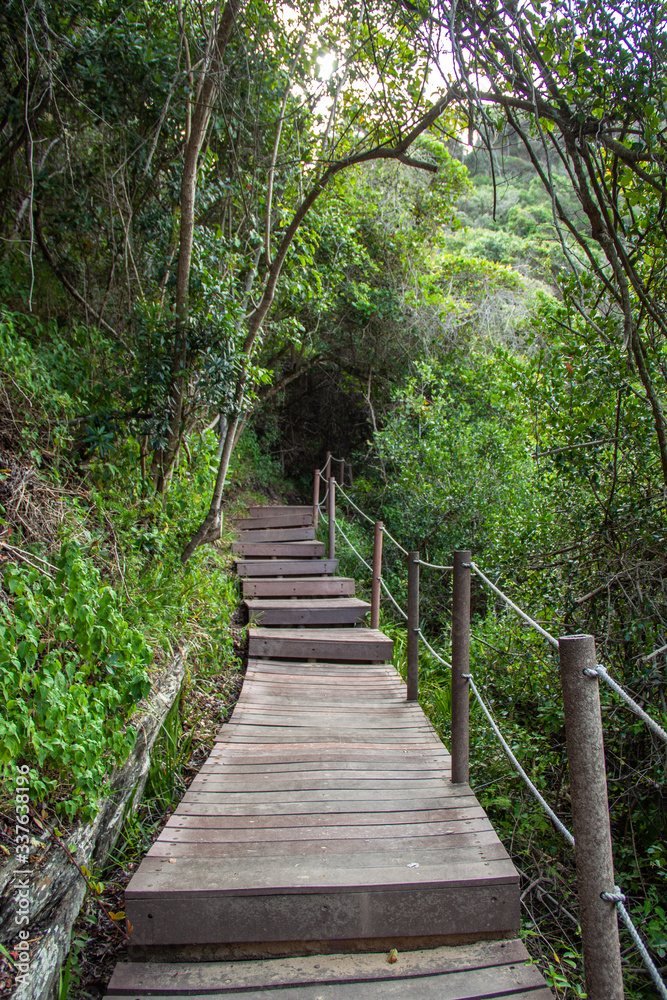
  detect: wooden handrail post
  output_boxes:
[407,550,419,701]
[324,450,331,481]
[559,634,624,1000]
[451,550,471,784]
[327,476,335,560]
[337,458,345,485]
[371,522,383,629]
[313,469,320,529]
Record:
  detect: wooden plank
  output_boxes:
[248,627,393,661]
[127,843,513,894]
[236,512,313,530]
[235,526,316,542]
[246,598,370,626]
[233,541,326,557]
[165,808,491,829]
[174,799,472,817]
[155,818,495,845]
[247,505,313,517]
[107,975,550,1000]
[242,577,356,596]
[106,939,538,993]
[196,765,452,779]
[146,828,496,858]
[125,882,520,946]
[108,988,551,1000]
[107,947,548,997]
[237,559,338,577]
[132,856,516,894]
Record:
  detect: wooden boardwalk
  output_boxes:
[105,504,552,998]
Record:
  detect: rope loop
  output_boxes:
[601,890,626,903]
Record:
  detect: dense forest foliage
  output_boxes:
[1,0,666,997]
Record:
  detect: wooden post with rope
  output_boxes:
[313,469,320,529]
[327,476,335,560]
[371,522,383,630]
[407,550,419,701]
[559,633,624,1000]
[451,550,471,783]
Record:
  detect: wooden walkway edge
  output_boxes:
[105,503,553,999]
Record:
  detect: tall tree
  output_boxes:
[402,0,667,483]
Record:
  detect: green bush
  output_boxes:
[0,545,152,819]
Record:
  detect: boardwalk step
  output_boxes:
[237,512,313,530]
[242,577,356,597]
[248,505,313,518]
[107,940,550,996]
[232,540,325,558]
[123,653,523,960]
[237,559,338,577]
[246,598,370,626]
[248,627,393,661]
[233,526,316,542]
[108,503,553,997]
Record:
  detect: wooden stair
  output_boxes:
[107,502,552,999]
[234,526,316,542]
[233,539,325,558]
[243,576,356,597]
[237,558,338,576]
[108,941,552,998]
[246,597,370,626]
[237,512,314,530]
[248,627,392,660]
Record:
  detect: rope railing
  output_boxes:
[332,517,372,573]
[312,463,667,996]
[323,473,667,748]
[465,674,575,846]
[416,556,454,570]
[335,481,380,526]
[468,672,666,994]
[380,524,409,557]
[590,664,667,745]
[333,516,408,620]
[416,628,451,668]
[469,561,559,648]
[380,576,408,620]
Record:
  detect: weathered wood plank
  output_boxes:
[248,627,393,661]
[154,817,497,845]
[235,526,316,542]
[237,559,338,577]
[246,598,370,626]
[107,952,547,998]
[164,807,490,829]
[247,505,313,517]
[233,540,326,557]
[107,978,550,1000]
[125,882,520,946]
[236,512,314,530]
[127,843,513,894]
[108,987,551,1000]
[242,577,356,596]
[146,826,497,858]
[106,939,537,993]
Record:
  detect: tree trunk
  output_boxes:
[152,0,245,491]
